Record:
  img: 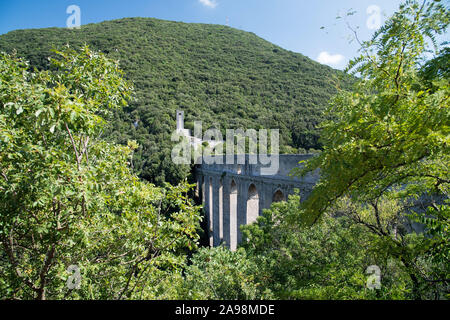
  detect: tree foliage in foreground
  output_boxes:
[297,0,449,221]
[182,195,415,300]
[294,0,449,299]
[0,47,202,300]
[241,194,412,300]
[181,246,268,300]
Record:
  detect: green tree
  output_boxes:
[295,0,449,299]
[0,46,201,300]
[241,194,411,300]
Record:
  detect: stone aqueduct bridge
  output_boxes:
[195,154,319,250]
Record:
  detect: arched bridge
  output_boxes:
[195,154,319,250]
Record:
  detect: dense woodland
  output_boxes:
[0,17,352,186]
[0,0,448,300]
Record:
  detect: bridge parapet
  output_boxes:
[197,154,318,182]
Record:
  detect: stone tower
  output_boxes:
[176,110,184,132]
[176,110,190,136]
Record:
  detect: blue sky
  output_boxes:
[0,0,406,69]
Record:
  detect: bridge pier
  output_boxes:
[204,177,213,247]
[237,180,246,244]
[212,176,221,246]
[222,176,231,248]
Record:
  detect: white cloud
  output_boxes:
[316,51,345,66]
[199,0,218,8]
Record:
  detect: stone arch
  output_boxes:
[246,184,259,225]
[229,179,238,251]
[272,189,285,203]
[201,176,205,204]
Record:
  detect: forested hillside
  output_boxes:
[0,18,351,185]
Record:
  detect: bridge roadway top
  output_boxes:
[195,154,319,186]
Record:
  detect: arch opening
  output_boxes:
[246,184,259,225]
[272,190,285,203]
